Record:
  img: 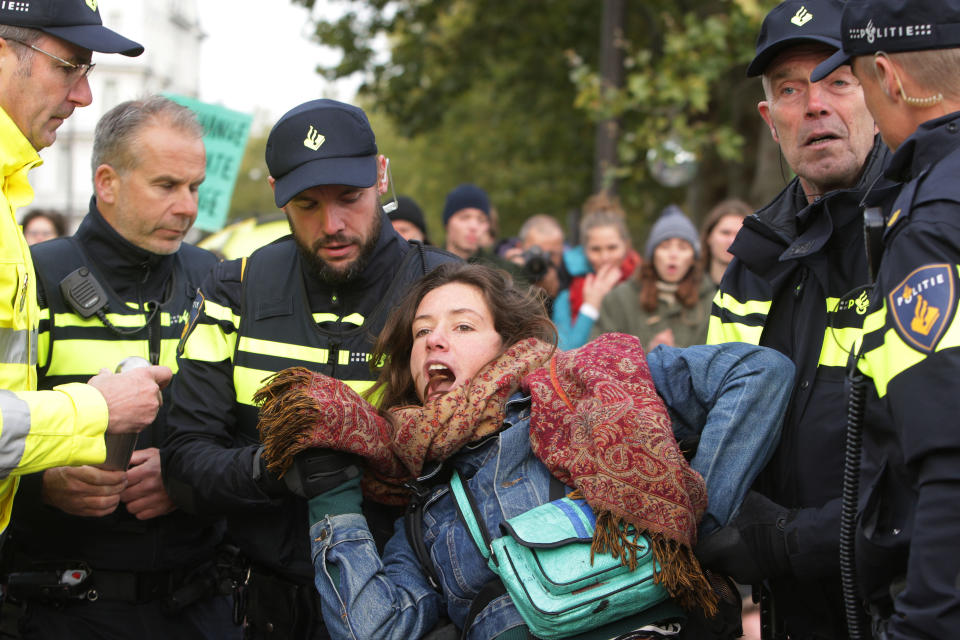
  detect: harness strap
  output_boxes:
[404,493,443,590]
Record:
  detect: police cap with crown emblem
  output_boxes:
[265,99,379,208]
[811,0,960,82]
[0,0,143,56]
[748,0,845,77]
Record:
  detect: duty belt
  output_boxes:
[84,569,182,603]
[4,566,186,605]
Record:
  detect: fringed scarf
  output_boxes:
[255,338,554,503]
[255,333,716,614]
[523,332,716,614]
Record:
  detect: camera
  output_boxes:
[521,246,552,281]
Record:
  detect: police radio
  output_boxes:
[59,267,109,318]
[863,206,885,284]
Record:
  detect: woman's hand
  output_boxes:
[582,264,622,308]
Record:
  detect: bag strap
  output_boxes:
[548,474,567,502]
[449,470,496,564]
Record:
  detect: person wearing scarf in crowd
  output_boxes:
[594,206,713,352]
[552,193,641,350]
[255,263,794,639]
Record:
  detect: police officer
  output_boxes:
[811,0,960,636]
[2,96,233,638]
[700,0,894,637]
[161,99,459,639]
[0,0,168,539]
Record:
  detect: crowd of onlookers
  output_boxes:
[386,185,750,355]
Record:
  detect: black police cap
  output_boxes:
[265,99,379,209]
[748,0,845,77]
[0,0,143,56]
[812,0,960,82]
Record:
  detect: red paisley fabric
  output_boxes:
[524,332,706,548]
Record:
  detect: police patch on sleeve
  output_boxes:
[888,264,957,352]
[177,290,205,356]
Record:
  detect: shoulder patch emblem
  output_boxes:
[888,264,956,352]
[178,290,205,356]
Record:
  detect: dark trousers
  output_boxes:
[242,571,329,640]
[13,594,237,640]
[765,576,849,640]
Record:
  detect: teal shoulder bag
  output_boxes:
[449,470,677,639]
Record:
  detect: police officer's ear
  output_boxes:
[93,164,120,206]
[267,175,276,194]
[757,101,780,144]
[0,37,15,78]
[376,155,389,196]
[868,53,901,103]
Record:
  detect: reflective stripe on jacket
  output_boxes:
[164,231,459,580]
[0,107,108,532]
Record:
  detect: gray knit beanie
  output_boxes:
[644,205,700,260]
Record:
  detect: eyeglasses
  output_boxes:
[4,38,95,80]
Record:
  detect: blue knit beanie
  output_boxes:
[644,205,700,260]
[442,184,490,226]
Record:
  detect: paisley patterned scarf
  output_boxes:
[255,333,715,613]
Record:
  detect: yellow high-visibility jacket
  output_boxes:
[0,107,108,533]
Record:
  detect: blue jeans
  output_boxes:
[647,342,794,535]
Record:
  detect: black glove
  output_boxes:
[253,446,360,499]
[694,491,794,584]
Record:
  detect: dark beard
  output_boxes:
[295,215,382,286]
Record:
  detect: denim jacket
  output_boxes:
[309,342,795,640]
[311,393,542,640]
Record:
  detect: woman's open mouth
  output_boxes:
[424,363,456,400]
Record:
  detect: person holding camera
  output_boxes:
[552,193,640,350]
[503,213,569,303]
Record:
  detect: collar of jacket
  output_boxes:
[300,210,410,301]
[75,196,176,301]
[739,136,891,261]
[884,110,960,184]
[0,106,42,214]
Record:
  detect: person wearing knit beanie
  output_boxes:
[644,205,701,261]
[591,203,712,351]
[388,195,430,244]
[442,184,491,260]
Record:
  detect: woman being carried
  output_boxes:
[256,263,793,640]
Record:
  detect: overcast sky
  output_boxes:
[196,0,360,131]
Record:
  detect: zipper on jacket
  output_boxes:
[328,341,340,377]
[794,268,809,299]
[18,272,28,312]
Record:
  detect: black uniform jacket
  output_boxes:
[162,216,459,582]
[7,201,221,573]
[856,111,960,639]
[709,138,894,637]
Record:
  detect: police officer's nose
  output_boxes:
[805,82,831,116]
[319,206,347,236]
[69,73,93,108]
